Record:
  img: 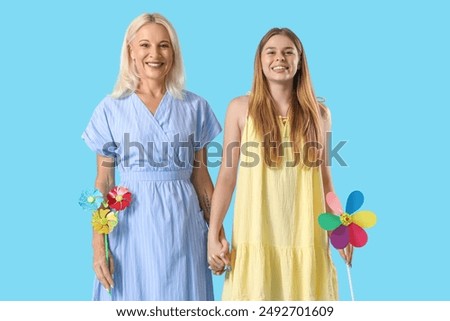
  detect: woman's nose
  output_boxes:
[149,46,159,57]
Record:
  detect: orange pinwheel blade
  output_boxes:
[352,210,377,228]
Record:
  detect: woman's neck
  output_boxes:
[268,81,294,117]
[136,80,166,98]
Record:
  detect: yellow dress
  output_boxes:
[222,116,338,300]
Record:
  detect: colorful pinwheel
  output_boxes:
[107,186,132,211]
[319,191,376,249]
[78,188,104,211]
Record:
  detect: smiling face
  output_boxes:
[260,34,300,84]
[129,23,174,84]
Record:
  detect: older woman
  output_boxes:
[82,13,222,300]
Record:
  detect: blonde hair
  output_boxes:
[111,13,185,99]
[248,28,325,167]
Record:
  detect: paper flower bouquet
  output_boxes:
[79,186,132,294]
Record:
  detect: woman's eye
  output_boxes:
[160,43,170,48]
[140,43,149,48]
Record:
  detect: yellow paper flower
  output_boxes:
[91,208,118,234]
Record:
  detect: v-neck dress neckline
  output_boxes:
[278,115,289,137]
[132,91,169,119]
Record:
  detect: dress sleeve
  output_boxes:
[195,100,222,152]
[81,98,118,157]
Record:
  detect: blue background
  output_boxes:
[0,0,448,300]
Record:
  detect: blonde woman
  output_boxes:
[82,13,222,300]
[207,28,352,300]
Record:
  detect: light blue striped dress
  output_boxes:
[82,91,221,301]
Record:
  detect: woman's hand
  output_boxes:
[93,155,116,291]
[338,244,353,267]
[207,227,230,275]
[93,236,115,291]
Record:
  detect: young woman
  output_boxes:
[207,28,352,300]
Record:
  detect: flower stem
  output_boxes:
[104,234,111,296]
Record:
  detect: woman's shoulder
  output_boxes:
[228,95,249,115]
[180,90,215,115]
[100,93,132,107]
[227,95,249,131]
[181,90,208,105]
[230,95,250,106]
[317,98,332,130]
[317,98,331,119]
[91,94,133,119]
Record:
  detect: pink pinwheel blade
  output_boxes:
[348,223,368,247]
[326,192,343,214]
[330,225,349,249]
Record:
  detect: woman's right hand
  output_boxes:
[93,155,116,291]
[207,227,230,275]
[93,236,115,291]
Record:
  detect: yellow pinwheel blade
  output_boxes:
[352,210,377,228]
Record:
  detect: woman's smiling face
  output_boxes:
[129,23,174,84]
[260,34,300,84]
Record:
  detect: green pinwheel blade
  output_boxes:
[318,213,342,230]
[352,210,377,228]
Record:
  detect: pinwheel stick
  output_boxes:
[346,264,355,301]
[105,234,111,296]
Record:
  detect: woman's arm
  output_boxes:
[191,147,228,274]
[191,147,215,224]
[93,154,116,291]
[207,97,247,273]
[320,105,353,266]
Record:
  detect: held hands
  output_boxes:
[93,238,115,292]
[207,227,231,275]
